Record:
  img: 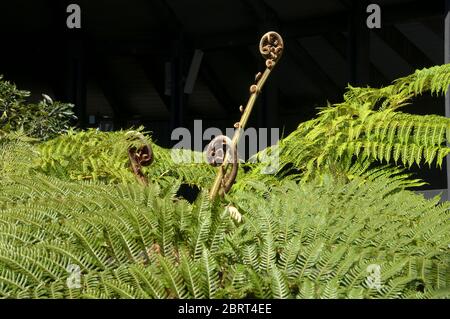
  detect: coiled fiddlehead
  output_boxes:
[126,131,153,185]
[259,31,284,69]
[208,31,284,200]
[206,135,238,196]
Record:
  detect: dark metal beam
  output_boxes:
[197,0,443,51]
[242,0,279,29]
[46,0,87,127]
[90,56,128,129]
[382,1,444,24]
[66,38,87,128]
[324,32,388,86]
[375,26,434,69]
[287,41,342,101]
[6,1,445,55]
[338,0,352,8]
[423,17,444,38]
[137,56,171,111]
[348,0,370,86]
[149,0,182,31]
[148,0,188,132]
[199,59,239,114]
[169,38,185,131]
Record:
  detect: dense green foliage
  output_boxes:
[35,128,216,187]
[0,66,449,299]
[0,75,76,140]
[260,65,450,181]
[0,168,448,298]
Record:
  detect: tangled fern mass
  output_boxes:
[0,64,449,299]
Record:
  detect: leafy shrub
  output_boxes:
[0,75,76,140]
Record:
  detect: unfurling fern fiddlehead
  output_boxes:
[126,131,154,185]
[206,135,238,196]
[208,31,284,200]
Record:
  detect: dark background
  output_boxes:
[0,0,448,190]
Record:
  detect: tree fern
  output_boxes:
[256,64,450,181]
